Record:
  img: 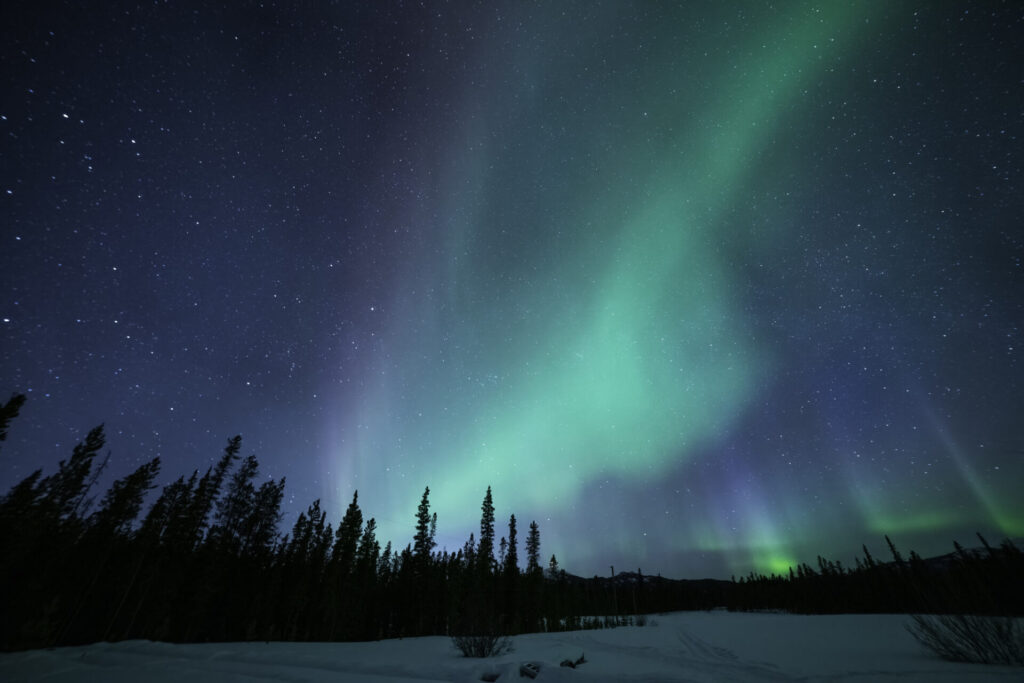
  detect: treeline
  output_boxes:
[0,395,722,652]
[0,395,587,650]
[726,534,1024,616]
[2,393,1021,652]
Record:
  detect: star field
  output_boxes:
[1,1,1022,579]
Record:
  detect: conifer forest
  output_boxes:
[1,393,1020,653]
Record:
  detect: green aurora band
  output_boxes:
[325,3,1021,576]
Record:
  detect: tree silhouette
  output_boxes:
[504,514,518,576]
[413,486,435,559]
[4,394,1021,651]
[526,521,541,575]
[211,454,258,553]
[478,486,495,574]
[42,424,106,522]
[332,491,363,575]
[90,457,161,536]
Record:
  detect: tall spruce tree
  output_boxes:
[356,518,379,573]
[333,491,363,574]
[185,436,242,547]
[521,520,543,633]
[478,486,495,572]
[505,514,518,575]
[42,424,106,522]
[526,520,541,575]
[245,477,284,556]
[212,454,259,551]
[139,471,194,546]
[412,486,435,558]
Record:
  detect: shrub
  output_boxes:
[906,614,1024,666]
[451,633,514,658]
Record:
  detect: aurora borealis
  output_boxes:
[2,2,1021,579]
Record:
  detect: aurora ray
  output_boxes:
[333,3,888,565]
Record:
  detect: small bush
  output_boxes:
[451,633,513,658]
[635,614,648,627]
[906,614,1024,666]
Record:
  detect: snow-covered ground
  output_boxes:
[2,611,1019,682]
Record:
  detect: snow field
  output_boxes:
[1,611,1020,682]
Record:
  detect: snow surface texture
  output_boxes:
[2,612,1020,682]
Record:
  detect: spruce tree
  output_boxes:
[504,514,518,575]
[308,500,332,568]
[41,424,106,522]
[185,436,242,547]
[333,491,363,575]
[526,521,541,575]
[521,520,543,633]
[212,454,259,551]
[478,486,495,572]
[139,472,193,545]
[412,486,435,558]
[74,452,110,520]
[241,477,284,557]
[356,518,379,573]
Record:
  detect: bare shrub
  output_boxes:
[906,614,1024,666]
[451,632,513,658]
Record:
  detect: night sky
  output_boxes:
[2,1,1021,580]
